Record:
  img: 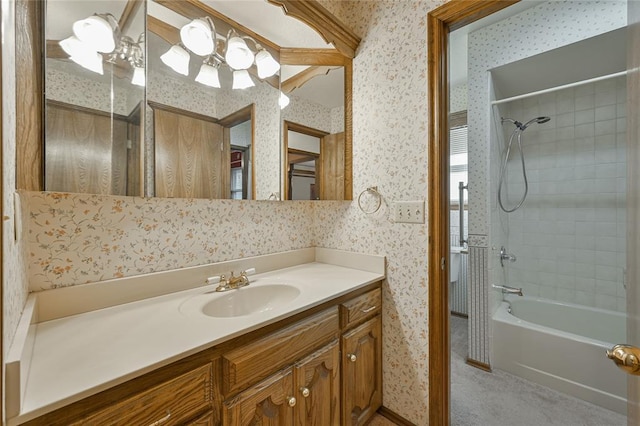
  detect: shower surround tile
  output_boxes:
[467,0,626,366]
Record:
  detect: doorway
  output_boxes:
[428,0,639,424]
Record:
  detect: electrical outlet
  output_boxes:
[392,200,425,224]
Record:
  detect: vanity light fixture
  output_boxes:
[195,59,222,88]
[161,17,280,90]
[232,69,255,89]
[160,44,190,76]
[279,92,290,109]
[59,13,145,86]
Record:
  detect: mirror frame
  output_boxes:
[16,0,359,201]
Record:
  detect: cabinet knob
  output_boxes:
[287,396,297,407]
[300,387,310,398]
[347,353,357,362]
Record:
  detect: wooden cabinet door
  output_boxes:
[293,341,340,425]
[341,316,382,426]
[223,368,295,426]
[188,410,216,426]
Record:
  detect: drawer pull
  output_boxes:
[287,396,297,407]
[149,411,171,426]
[347,353,357,362]
[300,387,310,398]
[362,306,377,313]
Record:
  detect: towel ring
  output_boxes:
[357,186,382,214]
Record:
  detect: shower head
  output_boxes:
[502,116,551,131]
[521,116,551,130]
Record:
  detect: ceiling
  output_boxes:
[491,27,626,100]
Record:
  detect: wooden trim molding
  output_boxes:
[267,0,360,58]
[218,104,253,128]
[427,1,518,424]
[279,48,347,66]
[466,357,492,372]
[46,99,130,122]
[16,0,43,191]
[147,15,181,46]
[377,406,416,426]
[148,101,220,124]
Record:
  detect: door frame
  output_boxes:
[426,1,519,423]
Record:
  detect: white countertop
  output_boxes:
[12,255,384,424]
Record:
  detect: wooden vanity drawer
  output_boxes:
[340,287,381,329]
[222,307,339,396]
[70,363,212,426]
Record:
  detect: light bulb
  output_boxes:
[195,63,221,88]
[72,15,115,53]
[70,50,104,75]
[255,49,280,79]
[279,92,290,109]
[161,45,190,76]
[232,69,254,89]
[225,36,254,70]
[180,18,214,56]
[131,66,145,86]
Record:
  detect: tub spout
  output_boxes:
[492,284,523,296]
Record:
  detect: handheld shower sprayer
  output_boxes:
[497,116,551,212]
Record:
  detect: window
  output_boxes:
[450,124,468,204]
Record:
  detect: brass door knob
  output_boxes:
[606,344,640,375]
[300,387,310,398]
[287,396,297,407]
[347,353,357,362]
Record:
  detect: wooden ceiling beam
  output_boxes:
[118,0,144,35]
[281,65,340,94]
[279,48,346,66]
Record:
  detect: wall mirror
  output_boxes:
[44,0,145,196]
[30,0,359,200]
[281,63,349,200]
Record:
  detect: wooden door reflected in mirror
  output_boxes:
[284,121,344,200]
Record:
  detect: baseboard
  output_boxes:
[450,311,468,319]
[466,357,492,372]
[377,406,416,426]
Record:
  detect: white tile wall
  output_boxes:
[501,76,627,312]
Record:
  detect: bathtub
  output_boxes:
[492,295,627,415]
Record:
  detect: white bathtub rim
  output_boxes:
[494,299,616,350]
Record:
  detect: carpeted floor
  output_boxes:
[450,315,627,426]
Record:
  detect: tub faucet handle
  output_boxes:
[499,246,517,267]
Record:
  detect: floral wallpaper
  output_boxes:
[45,60,140,116]
[315,1,447,423]
[24,192,314,290]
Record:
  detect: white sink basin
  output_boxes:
[199,284,301,318]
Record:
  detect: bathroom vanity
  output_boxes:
[8,249,385,426]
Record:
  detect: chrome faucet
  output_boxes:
[499,246,517,267]
[215,271,251,292]
[492,284,523,296]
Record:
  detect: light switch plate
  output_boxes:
[392,200,425,224]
